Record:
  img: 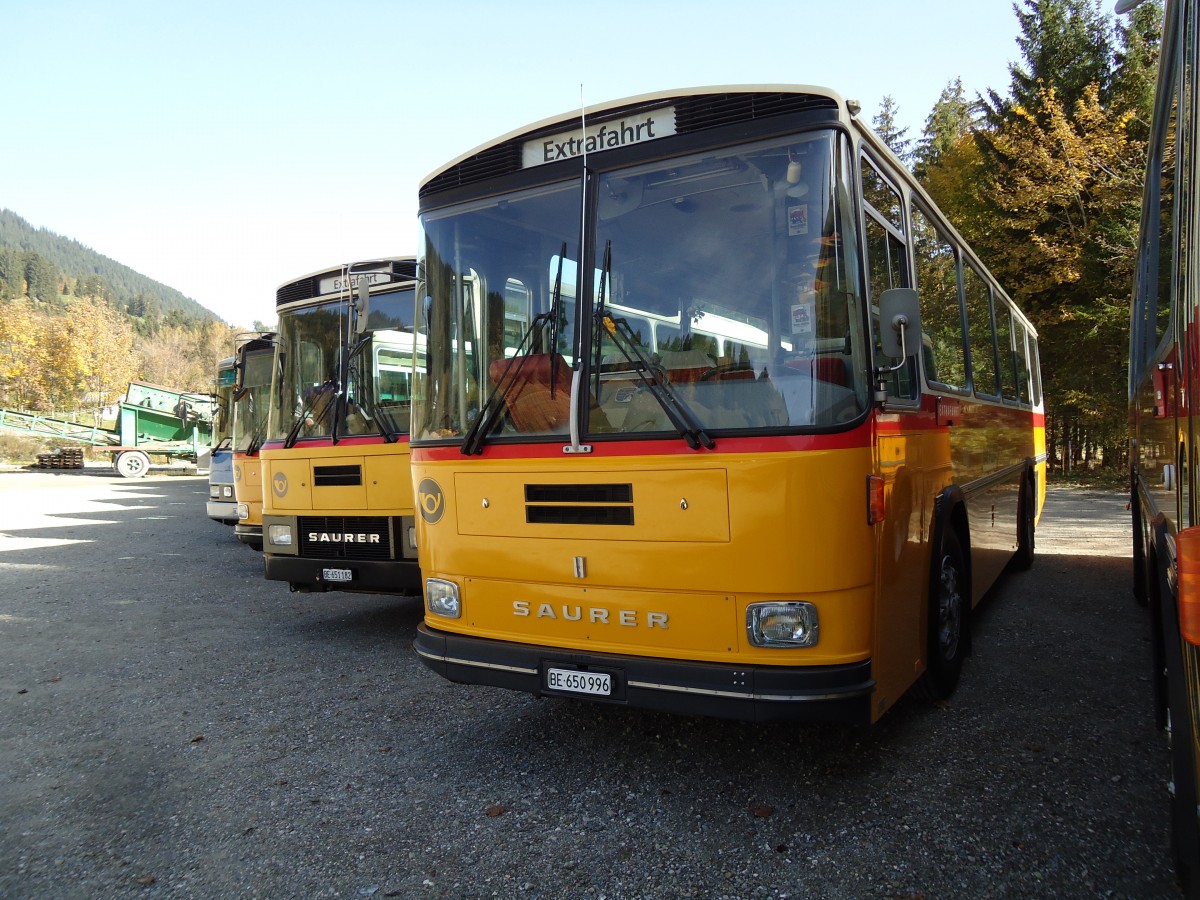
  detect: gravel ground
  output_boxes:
[0,471,1183,899]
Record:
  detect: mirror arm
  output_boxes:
[875,314,911,375]
[873,314,911,406]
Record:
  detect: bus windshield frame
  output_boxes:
[267,286,418,444]
[415,127,870,447]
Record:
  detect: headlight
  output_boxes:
[236,503,249,520]
[209,485,220,499]
[746,602,819,648]
[426,579,461,618]
[221,485,234,498]
[267,524,293,546]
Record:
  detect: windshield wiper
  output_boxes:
[283,384,336,450]
[343,333,399,443]
[461,244,568,456]
[591,240,712,449]
[596,311,715,450]
[461,309,557,456]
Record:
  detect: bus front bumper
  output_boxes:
[263,555,421,595]
[413,624,875,724]
[234,524,263,550]
[206,500,238,525]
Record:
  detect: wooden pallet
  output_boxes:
[36,448,85,469]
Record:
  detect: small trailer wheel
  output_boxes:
[114,450,151,478]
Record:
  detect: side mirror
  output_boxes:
[354,279,370,334]
[878,288,921,360]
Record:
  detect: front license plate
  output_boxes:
[546,667,611,697]
[322,568,353,583]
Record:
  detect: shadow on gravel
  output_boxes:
[286,595,425,645]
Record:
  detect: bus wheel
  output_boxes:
[1012,478,1035,571]
[912,528,968,701]
[114,450,151,478]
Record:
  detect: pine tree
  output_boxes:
[1110,0,1163,139]
[914,78,975,179]
[983,0,1114,127]
[24,253,60,305]
[872,95,912,167]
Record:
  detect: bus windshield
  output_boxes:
[233,346,274,454]
[269,287,417,443]
[416,129,869,443]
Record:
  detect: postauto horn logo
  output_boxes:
[418,478,445,524]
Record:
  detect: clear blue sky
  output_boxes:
[5,0,1045,328]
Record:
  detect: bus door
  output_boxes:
[862,156,931,713]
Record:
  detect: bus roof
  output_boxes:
[274,256,416,309]
[419,84,855,189]
[275,256,416,293]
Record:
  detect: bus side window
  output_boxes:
[911,205,967,391]
[995,304,1019,401]
[861,156,914,401]
[964,265,999,398]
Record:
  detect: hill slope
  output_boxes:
[0,208,217,321]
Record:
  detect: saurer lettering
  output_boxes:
[513,600,667,628]
[307,533,382,543]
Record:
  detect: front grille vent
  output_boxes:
[276,277,319,307]
[673,92,837,131]
[298,516,392,561]
[420,142,524,198]
[523,483,634,526]
[525,484,632,504]
[314,464,362,487]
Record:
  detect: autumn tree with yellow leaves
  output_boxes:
[914,0,1163,473]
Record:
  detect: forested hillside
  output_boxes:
[0,209,215,322]
[0,210,239,413]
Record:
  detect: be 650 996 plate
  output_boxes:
[545,667,611,697]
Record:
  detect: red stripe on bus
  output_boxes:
[413,423,875,461]
[260,435,410,451]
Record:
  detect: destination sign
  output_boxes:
[522,107,677,168]
[318,269,393,296]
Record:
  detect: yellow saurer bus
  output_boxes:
[411,86,1045,724]
[1125,0,1200,891]
[232,333,275,551]
[260,258,422,594]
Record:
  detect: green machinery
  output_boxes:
[0,381,214,477]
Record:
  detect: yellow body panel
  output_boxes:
[417,404,1040,722]
[233,453,263,527]
[438,576,874,665]
[262,442,414,517]
[454,468,730,542]
[417,446,876,667]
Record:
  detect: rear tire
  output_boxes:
[911,527,968,701]
[1012,477,1035,571]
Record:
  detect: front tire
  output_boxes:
[911,527,969,701]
